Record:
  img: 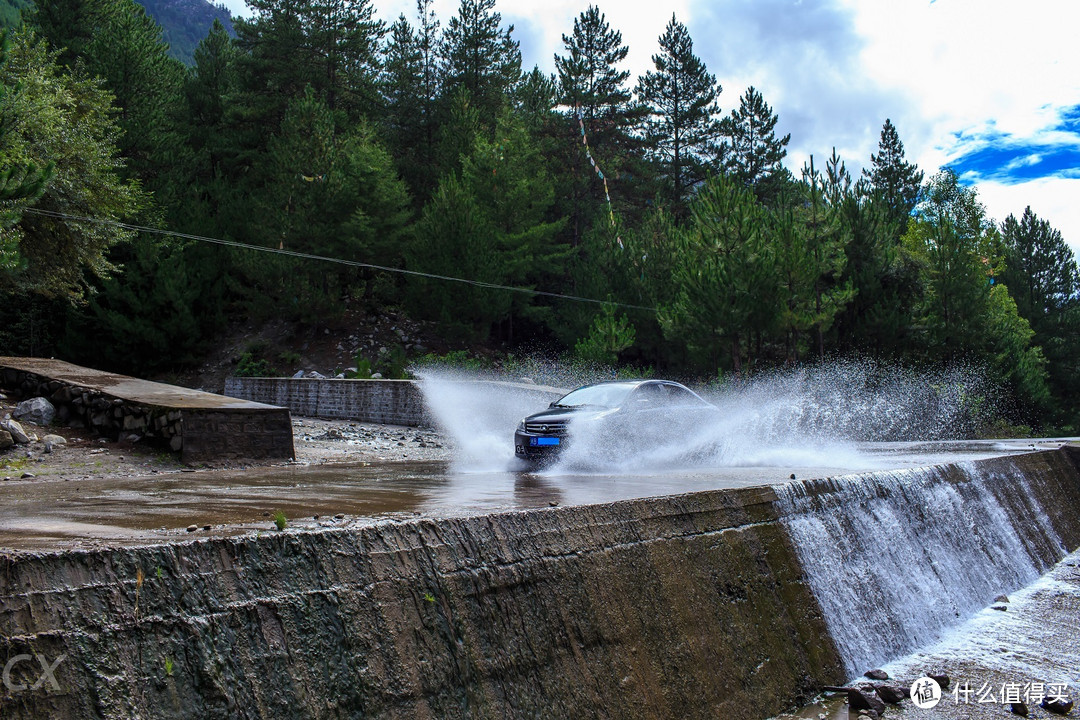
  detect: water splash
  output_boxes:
[413,358,995,474]
[774,461,1067,679]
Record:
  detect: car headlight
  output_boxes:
[517,418,526,431]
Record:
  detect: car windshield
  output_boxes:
[554,382,640,409]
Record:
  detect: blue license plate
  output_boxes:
[531,437,560,447]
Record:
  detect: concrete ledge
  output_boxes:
[0,358,295,463]
[0,485,843,720]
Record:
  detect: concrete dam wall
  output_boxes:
[2,448,1080,719]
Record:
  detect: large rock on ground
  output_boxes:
[1,418,30,444]
[0,429,12,450]
[13,397,56,426]
[849,687,886,715]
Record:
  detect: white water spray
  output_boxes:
[414,358,994,474]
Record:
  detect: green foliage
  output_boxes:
[720,86,791,204]
[635,14,721,218]
[863,118,924,236]
[234,343,277,377]
[440,0,521,124]
[0,29,144,301]
[575,301,636,365]
[163,657,174,677]
[272,510,287,531]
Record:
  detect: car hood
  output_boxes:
[524,407,612,424]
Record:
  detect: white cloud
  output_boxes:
[975,177,1080,257]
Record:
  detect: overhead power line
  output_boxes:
[22,208,655,312]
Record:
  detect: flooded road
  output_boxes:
[0,439,1067,551]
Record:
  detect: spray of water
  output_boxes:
[414,358,995,474]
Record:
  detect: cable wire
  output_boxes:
[22,208,655,312]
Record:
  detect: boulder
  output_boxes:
[292,370,305,379]
[42,434,67,453]
[2,418,30,444]
[13,397,55,426]
[994,594,1010,603]
[1010,701,1029,716]
[864,669,889,681]
[0,430,12,451]
[1042,696,1074,715]
[849,688,886,715]
[876,684,907,704]
[927,672,950,689]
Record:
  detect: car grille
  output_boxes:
[524,421,567,435]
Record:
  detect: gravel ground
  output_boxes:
[1,399,451,484]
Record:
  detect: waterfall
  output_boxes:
[774,459,1068,679]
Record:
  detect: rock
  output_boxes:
[14,397,55,426]
[305,371,326,379]
[991,604,1008,611]
[292,370,305,379]
[1010,701,1029,716]
[43,433,66,448]
[0,430,12,450]
[186,525,198,532]
[994,594,1010,603]
[371,372,383,379]
[169,436,183,452]
[927,672,950,689]
[1042,696,1074,715]
[334,513,345,519]
[20,472,35,479]
[875,684,907,704]
[334,373,345,379]
[849,687,886,715]
[2,419,30,444]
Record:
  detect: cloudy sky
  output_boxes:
[222,0,1080,254]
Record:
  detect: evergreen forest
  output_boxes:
[1,0,1079,432]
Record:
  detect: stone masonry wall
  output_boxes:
[224,378,563,426]
[1,367,294,463]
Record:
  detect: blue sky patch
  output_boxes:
[950,104,1080,185]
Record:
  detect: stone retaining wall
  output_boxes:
[224,377,564,426]
[1,366,294,463]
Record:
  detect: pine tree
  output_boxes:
[555,5,631,122]
[440,0,520,124]
[635,14,721,219]
[32,0,185,186]
[553,5,642,246]
[660,173,773,374]
[719,86,790,204]
[382,0,442,200]
[864,118,923,235]
[1000,207,1080,427]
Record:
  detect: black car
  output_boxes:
[513,379,719,464]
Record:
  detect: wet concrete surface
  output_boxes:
[0,438,1069,552]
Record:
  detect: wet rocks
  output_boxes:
[848,687,886,715]
[864,669,889,680]
[994,594,1010,603]
[875,684,907,704]
[1010,701,1029,716]
[1042,695,1074,714]
[927,672,950,689]
[14,396,55,426]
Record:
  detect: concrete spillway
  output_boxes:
[2,448,1080,718]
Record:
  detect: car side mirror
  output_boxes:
[548,401,557,408]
